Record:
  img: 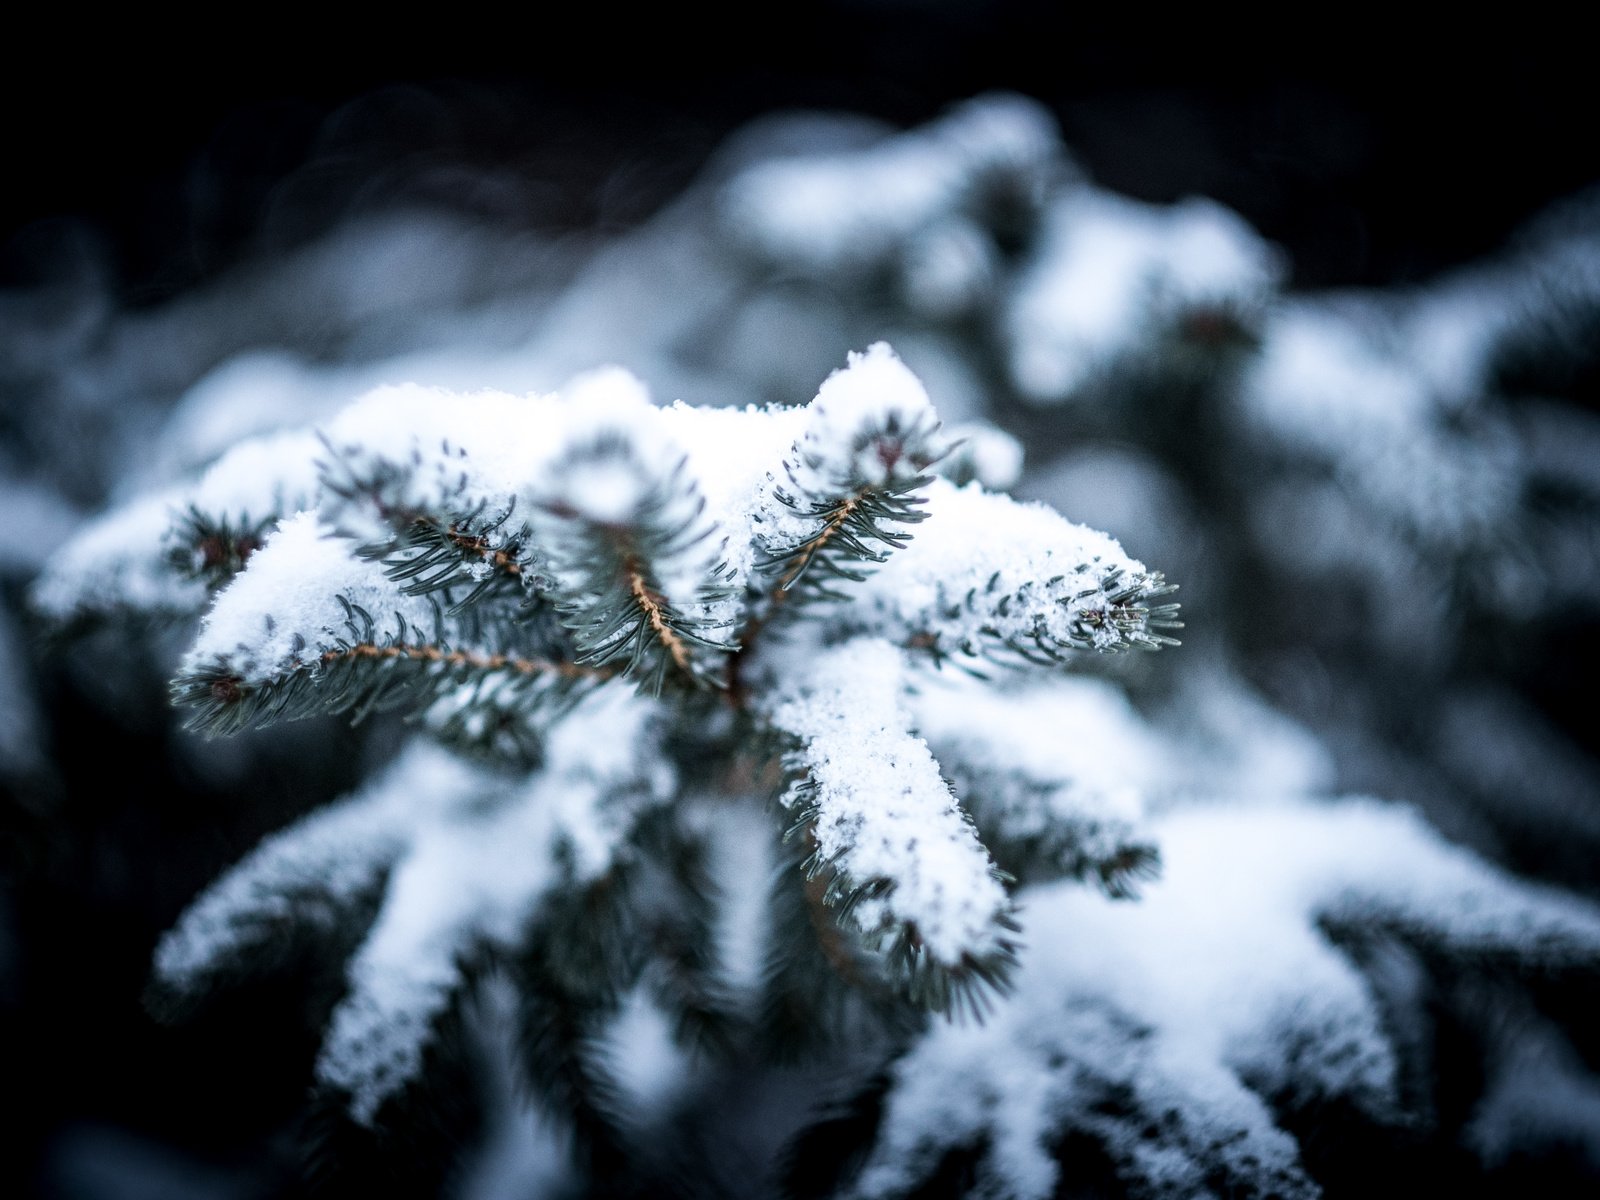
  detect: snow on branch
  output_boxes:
[839,477,1180,664]
[722,93,1062,315]
[843,797,1600,1199]
[316,382,558,602]
[1005,191,1282,404]
[33,429,324,625]
[530,370,737,690]
[908,672,1161,894]
[1240,302,1519,553]
[759,638,1016,1013]
[849,999,1315,1200]
[33,491,207,625]
[753,343,947,606]
[172,512,595,735]
[151,742,491,1005]
[318,688,674,1125]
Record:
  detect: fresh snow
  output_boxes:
[843,477,1160,656]
[1006,191,1281,403]
[183,511,440,684]
[761,638,1010,967]
[854,797,1600,1199]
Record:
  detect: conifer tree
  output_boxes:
[23,93,1600,1198]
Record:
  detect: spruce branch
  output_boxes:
[759,638,1020,1015]
[170,512,601,736]
[316,427,537,610]
[536,423,738,692]
[358,504,529,606]
[165,504,274,589]
[752,344,948,612]
[759,834,917,1060]
[174,608,604,737]
[138,344,1194,1164]
[758,477,933,608]
[839,478,1182,666]
[910,674,1164,894]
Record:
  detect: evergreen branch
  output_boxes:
[760,639,1019,1013]
[165,504,274,590]
[759,832,917,1061]
[319,436,536,607]
[909,564,1181,665]
[175,623,606,737]
[320,639,597,680]
[626,555,695,675]
[948,758,1161,895]
[785,777,1021,1021]
[544,506,737,693]
[759,477,933,606]
[31,492,211,629]
[840,479,1183,666]
[298,989,485,1200]
[510,870,641,1183]
[746,343,948,637]
[362,509,529,606]
[910,675,1164,895]
[34,431,322,629]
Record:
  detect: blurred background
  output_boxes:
[4,8,1599,1197]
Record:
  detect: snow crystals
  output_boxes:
[761,638,1011,969]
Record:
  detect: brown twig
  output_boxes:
[625,556,693,673]
[321,642,609,679]
[446,528,523,577]
[725,491,867,705]
[774,493,862,595]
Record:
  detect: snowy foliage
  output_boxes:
[22,93,1600,1198]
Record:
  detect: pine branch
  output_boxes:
[165,504,275,589]
[175,616,606,737]
[839,478,1182,666]
[317,427,538,610]
[359,505,530,607]
[510,871,641,1182]
[169,512,605,735]
[759,638,1019,1016]
[758,477,933,608]
[758,833,916,1061]
[149,742,497,1015]
[628,812,741,1057]
[752,345,948,614]
[910,674,1163,895]
[537,428,738,692]
[945,759,1161,896]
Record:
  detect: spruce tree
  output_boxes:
[24,93,1600,1198]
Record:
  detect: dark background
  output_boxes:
[4,8,1596,1197]
[6,10,1597,302]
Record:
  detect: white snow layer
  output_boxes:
[723,92,1060,281]
[908,671,1155,863]
[853,798,1600,1200]
[789,342,943,492]
[183,511,439,684]
[1240,302,1517,549]
[318,689,673,1123]
[33,428,325,622]
[761,638,1009,966]
[842,477,1159,656]
[153,741,494,992]
[1007,190,1281,402]
[33,491,206,621]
